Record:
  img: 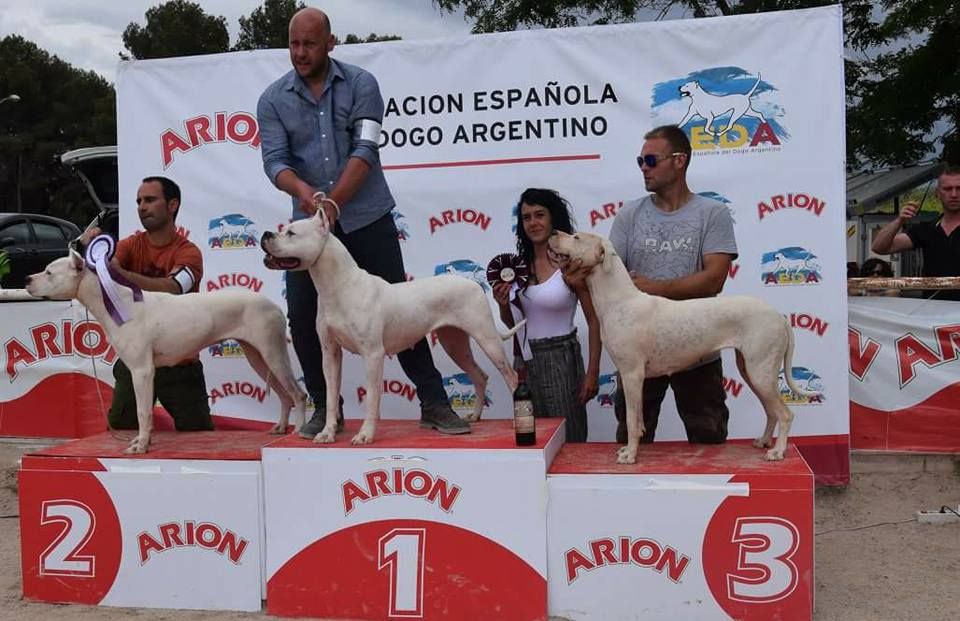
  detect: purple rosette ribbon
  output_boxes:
[84,235,143,325]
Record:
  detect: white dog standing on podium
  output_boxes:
[547,231,817,464]
[25,251,306,454]
[260,208,524,446]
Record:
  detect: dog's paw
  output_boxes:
[764,448,785,461]
[351,431,374,445]
[312,430,336,444]
[350,421,377,445]
[269,422,288,435]
[616,445,637,465]
[124,437,149,454]
[753,437,773,449]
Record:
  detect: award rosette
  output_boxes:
[85,234,143,325]
[486,253,530,289]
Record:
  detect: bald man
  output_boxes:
[257,8,470,438]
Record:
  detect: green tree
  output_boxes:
[234,0,306,51]
[122,0,229,60]
[0,35,115,224]
[845,0,960,166]
[339,33,403,45]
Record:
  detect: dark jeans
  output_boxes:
[108,358,213,430]
[286,211,449,409]
[614,358,728,444]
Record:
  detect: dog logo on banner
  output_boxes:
[208,338,245,358]
[596,372,618,407]
[443,372,492,413]
[651,67,787,154]
[208,214,259,250]
[761,247,822,286]
[779,367,824,404]
[434,259,489,290]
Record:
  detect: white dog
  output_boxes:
[547,231,816,464]
[260,209,522,446]
[25,252,306,453]
[677,74,766,137]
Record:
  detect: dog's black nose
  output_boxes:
[25,275,32,285]
[260,231,274,252]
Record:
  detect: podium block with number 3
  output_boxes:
[546,443,814,621]
[263,419,564,620]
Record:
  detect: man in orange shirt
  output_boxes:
[84,176,212,431]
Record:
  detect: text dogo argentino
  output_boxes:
[260,209,523,446]
[547,231,816,464]
[26,252,306,453]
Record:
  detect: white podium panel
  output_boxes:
[19,431,271,611]
[263,418,565,620]
[547,443,814,621]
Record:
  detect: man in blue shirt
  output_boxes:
[257,7,469,437]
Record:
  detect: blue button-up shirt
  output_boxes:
[257,59,395,233]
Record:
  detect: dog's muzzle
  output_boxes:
[546,240,570,269]
[260,231,302,271]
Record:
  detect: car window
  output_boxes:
[33,221,68,245]
[0,221,33,245]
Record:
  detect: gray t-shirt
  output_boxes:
[609,194,738,280]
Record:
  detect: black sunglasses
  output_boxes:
[637,152,685,168]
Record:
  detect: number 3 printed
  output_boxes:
[39,500,96,577]
[378,528,426,618]
[728,516,799,603]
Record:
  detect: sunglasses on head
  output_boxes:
[637,152,685,168]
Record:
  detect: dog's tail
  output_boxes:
[781,317,820,398]
[747,72,762,98]
[499,318,527,341]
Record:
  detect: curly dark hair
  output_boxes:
[860,257,894,277]
[514,188,576,268]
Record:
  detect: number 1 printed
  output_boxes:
[378,528,426,618]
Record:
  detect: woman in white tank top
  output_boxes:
[492,189,601,442]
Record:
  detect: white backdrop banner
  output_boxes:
[849,296,960,452]
[117,6,849,481]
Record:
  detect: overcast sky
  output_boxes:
[0,0,472,82]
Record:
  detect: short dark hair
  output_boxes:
[939,162,960,178]
[141,176,181,221]
[860,257,893,278]
[644,125,692,170]
[515,188,576,267]
[142,176,181,203]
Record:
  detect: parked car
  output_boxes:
[0,213,82,288]
[61,146,119,240]
[0,146,118,289]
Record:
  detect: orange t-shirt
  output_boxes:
[115,231,203,293]
[114,231,204,364]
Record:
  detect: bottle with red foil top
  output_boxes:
[513,367,536,446]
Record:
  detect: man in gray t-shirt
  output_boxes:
[609,125,738,445]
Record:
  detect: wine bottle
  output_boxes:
[513,367,536,446]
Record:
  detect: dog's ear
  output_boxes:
[315,207,330,234]
[68,249,84,271]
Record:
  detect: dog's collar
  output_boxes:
[85,235,144,325]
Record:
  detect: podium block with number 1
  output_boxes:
[263,418,564,620]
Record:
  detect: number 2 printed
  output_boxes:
[378,528,426,618]
[39,500,96,577]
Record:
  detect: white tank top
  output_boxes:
[509,269,577,360]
